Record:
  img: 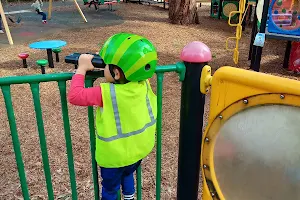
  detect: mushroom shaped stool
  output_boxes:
[52,48,62,63]
[36,59,48,74]
[18,53,29,68]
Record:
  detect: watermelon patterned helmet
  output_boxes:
[99,33,158,81]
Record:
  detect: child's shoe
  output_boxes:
[42,20,47,24]
[0,30,4,34]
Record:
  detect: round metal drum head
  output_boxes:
[222,3,237,18]
[214,104,300,200]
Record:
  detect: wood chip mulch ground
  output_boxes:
[0,2,299,200]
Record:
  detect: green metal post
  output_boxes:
[1,85,30,200]
[85,79,100,200]
[117,191,121,200]
[30,83,54,200]
[156,73,164,200]
[58,81,78,200]
[137,165,142,200]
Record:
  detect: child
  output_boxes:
[0,16,4,34]
[68,33,158,200]
[31,0,47,24]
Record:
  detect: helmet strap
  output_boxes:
[109,65,119,83]
[109,64,129,84]
[109,65,115,78]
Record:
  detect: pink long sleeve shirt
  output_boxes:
[68,74,103,107]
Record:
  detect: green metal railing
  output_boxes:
[0,63,185,200]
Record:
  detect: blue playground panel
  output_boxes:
[267,0,300,36]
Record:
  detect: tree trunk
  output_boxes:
[169,0,199,25]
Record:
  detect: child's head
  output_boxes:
[100,32,158,83]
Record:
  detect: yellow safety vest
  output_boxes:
[95,80,157,168]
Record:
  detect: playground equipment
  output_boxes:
[0,1,85,45]
[267,0,300,35]
[85,0,120,11]
[36,59,48,74]
[211,0,221,18]
[18,53,29,68]
[201,65,300,199]
[48,0,87,22]
[271,13,293,26]
[222,1,239,19]
[29,40,67,68]
[3,0,23,24]
[125,0,169,10]
[0,0,14,45]
[52,48,62,62]
[249,0,300,71]
[1,41,300,200]
[288,41,300,72]
[16,47,62,69]
[222,0,256,64]
[211,0,239,20]
[225,0,246,64]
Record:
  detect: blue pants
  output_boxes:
[100,160,141,200]
[0,16,2,30]
[36,10,47,21]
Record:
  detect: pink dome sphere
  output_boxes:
[180,41,212,63]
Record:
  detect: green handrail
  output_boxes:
[0,62,186,200]
[0,71,104,85]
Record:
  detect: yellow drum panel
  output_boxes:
[201,66,300,200]
[215,104,300,199]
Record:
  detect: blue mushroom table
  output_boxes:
[29,40,67,68]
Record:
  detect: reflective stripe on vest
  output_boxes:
[97,82,156,142]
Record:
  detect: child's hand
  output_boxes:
[77,54,94,75]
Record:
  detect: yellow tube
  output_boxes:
[74,0,88,23]
[48,0,53,20]
[225,0,246,64]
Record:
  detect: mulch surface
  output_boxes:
[0,2,299,200]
